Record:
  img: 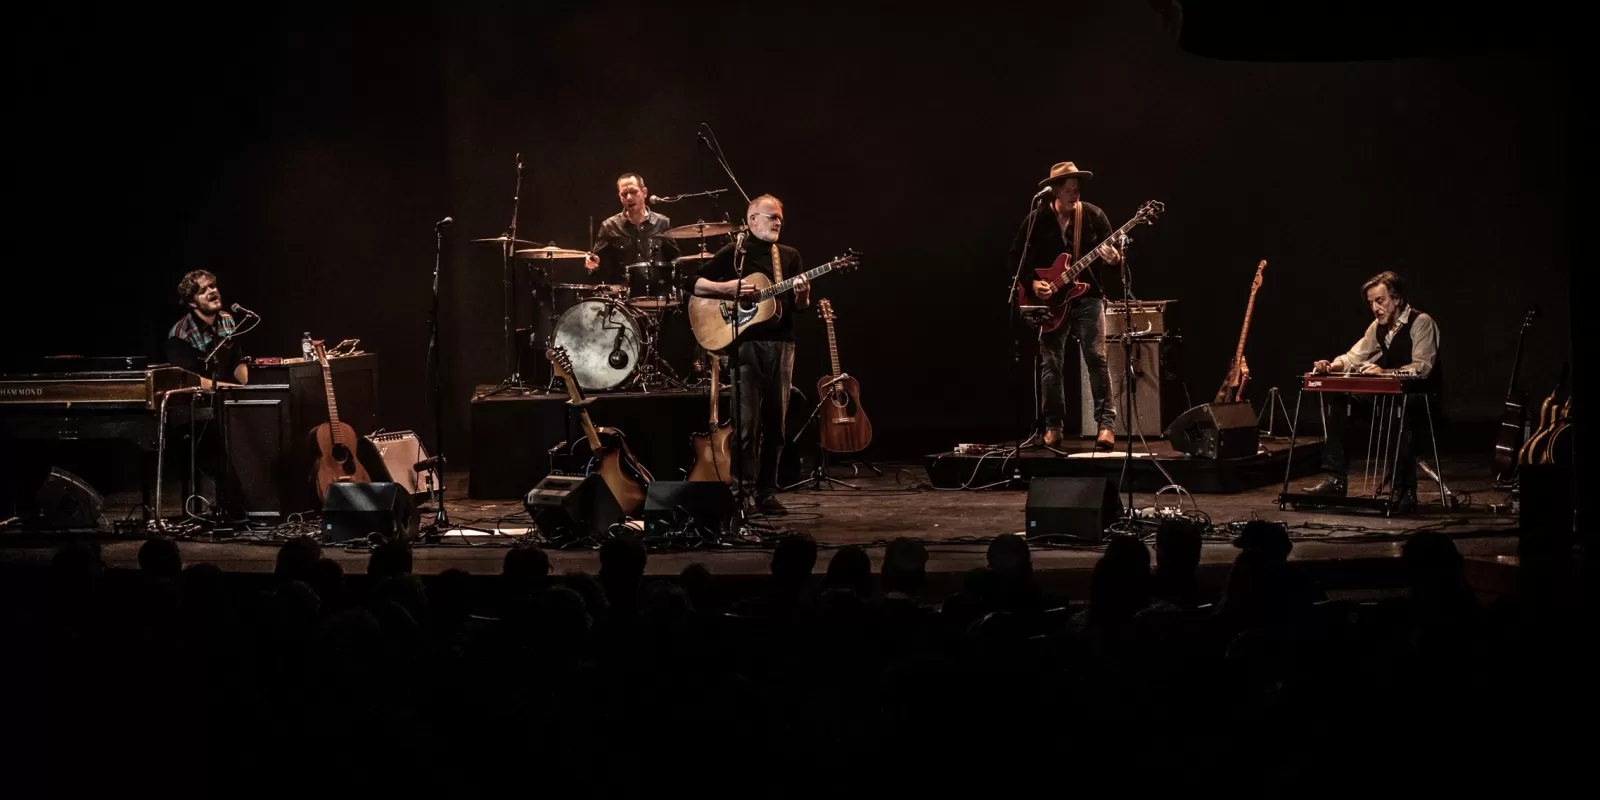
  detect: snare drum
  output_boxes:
[625,261,679,308]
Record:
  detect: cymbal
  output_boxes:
[471,236,544,247]
[674,252,715,263]
[515,246,591,260]
[662,221,742,240]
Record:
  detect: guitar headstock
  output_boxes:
[545,346,586,404]
[1251,259,1267,291]
[818,298,835,322]
[830,248,862,273]
[312,339,329,366]
[1522,305,1539,331]
[1135,200,1166,224]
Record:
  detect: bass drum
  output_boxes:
[551,299,642,391]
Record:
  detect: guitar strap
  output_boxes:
[1072,200,1082,262]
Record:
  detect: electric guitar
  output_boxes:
[309,340,372,502]
[1215,259,1266,405]
[688,249,861,351]
[1491,307,1537,481]
[816,298,873,453]
[687,352,734,484]
[1017,200,1165,334]
[546,346,653,514]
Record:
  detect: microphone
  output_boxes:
[1033,185,1055,202]
[435,216,453,228]
[735,230,747,252]
[607,327,630,369]
[229,303,259,318]
[647,195,672,204]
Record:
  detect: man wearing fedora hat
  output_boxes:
[1009,161,1123,450]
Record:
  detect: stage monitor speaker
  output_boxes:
[643,480,735,537]
[33,468,106,530]
[322,482,417,544]
[524,473,621,540]
[1165,402,1260,459]
[1080,335,1186,437]
[1025,476,1122,541]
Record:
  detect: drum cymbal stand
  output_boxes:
[478,153,536,399]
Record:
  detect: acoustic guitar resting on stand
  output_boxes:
[1491,307,1538,482]
[310,340,373,502]
[546,346,653,515]
[816,298,873,453]
[687,352,734,484]
[1215,260,1266,405]
[1518,363,1567,467]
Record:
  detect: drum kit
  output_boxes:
[477,220,742,394]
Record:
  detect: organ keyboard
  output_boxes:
[0,365,201,409]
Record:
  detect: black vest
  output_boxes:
[1374,312,1417,370]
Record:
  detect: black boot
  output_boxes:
[1393,487,1418,514]
[1303,474,1348,496]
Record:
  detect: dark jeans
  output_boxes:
[730,340,794,495]
[1321,392,1432,491]
[1040,296,1114,431]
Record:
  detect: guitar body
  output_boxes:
[560,426,652,514]
[1214,363,1249,406]
[1016,253,1090,335]
[1518,397,1558,465]
[1541,402,1571,465]
[1490,393,1526,480]
[688,273,779,351]
[311,420,372,501]
[818,374,873,453]
[688,422,735,483]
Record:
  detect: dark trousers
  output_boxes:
[1321,392,1432,491]
[731,340,794,495]
[1040,296,1114,431]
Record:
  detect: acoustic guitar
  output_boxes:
[687,352,734,484]
[1215,259,1266,405]
[1541,397,1572,465]
[310,339,372,502]
[688,249,861,351]
[546,346,653,514]
[1518,363,1566,466]
[1491,307,1538,481]
[816,298,873,453]
[1017,201,1164,334]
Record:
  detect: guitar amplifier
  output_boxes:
[1080,333,1187,437]
[1103,300,1179,337]
[368,430,436,498]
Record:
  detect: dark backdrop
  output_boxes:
[9,1,1573,468]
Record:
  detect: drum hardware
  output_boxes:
[470,235,543,247]
[478,153,541,399]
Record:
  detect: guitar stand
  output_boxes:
[782,389,862,491]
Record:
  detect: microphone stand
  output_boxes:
[423,219,453,539]
[1006,193,1051,454]
[1116,233,1138,518]
[482,154,528,398]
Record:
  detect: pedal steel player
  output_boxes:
[1303,271,1440,512]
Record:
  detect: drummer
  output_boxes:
[585,173,679,284]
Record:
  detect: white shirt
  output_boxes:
[1333,305,1440,377]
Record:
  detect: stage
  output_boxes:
[0,455,1524,600]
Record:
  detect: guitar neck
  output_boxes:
[1056,217,1143,286]
[708,356,721,425]
[825,317,841,377]
[320,359,343,444]
[1505,323,1530,398]
[757,259,844,301]
[1234,278,1262,366]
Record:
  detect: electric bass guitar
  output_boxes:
[688,249,861,351]
[816,298,873,453]
[1491,307,1537,481]
[1215,259,1266,405]
[546,346,653,514]
[309,339,373,502]
[687,352,734,484]
[1017,200,1165,334]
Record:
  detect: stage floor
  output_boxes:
[0,456,1522,597]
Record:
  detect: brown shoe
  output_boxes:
[1043,428,1063,448]
[1095,428,1115,451]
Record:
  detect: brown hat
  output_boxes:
[1039,161,1094,188]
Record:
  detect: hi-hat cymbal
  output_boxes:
[472,236,544,247]
[515,246,592,260]
[662,221,742,239]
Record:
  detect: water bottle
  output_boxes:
[301,332,315,361]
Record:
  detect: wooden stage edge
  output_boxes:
[0,457,1524,601]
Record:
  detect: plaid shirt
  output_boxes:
[168,310,236,354]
